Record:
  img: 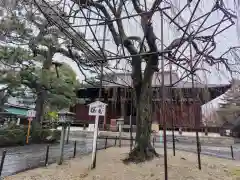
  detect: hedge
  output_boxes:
[0,126,61,147]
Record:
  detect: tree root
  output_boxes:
[123,145,161,164]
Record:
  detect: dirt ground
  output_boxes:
[4,147,240,180]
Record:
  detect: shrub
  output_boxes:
[31,128,61,143]
[0,126,61,147]
[0,128,26,147]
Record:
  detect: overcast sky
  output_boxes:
[51,0,240,86]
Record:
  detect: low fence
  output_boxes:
[0,136,238,178]
[0,137,114,178]
[99,136,239,160]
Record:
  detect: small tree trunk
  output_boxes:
[35,89,47,124]
[125,82,159,163]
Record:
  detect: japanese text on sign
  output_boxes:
[88,101,106,116]
[27,110,36,118]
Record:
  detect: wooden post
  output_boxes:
[26,118,32,144]
[91,115,99,169]
[103,108,107,130]
[119,123,122,148]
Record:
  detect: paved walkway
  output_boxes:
[159,142,240,160]
[66,127,221,137]
[4,147,240,180]
[1,136,239,178]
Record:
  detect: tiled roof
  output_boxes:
[98,72,231,89]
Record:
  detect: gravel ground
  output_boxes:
[4,147,240,180]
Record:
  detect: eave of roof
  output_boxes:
[79,82,231,90]
[4,103,33,110]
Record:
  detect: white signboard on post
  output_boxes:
[27,110,36,119]
[88,101,107,169]
[88,101,106,116]
[26,109,36,144]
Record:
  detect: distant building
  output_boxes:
[71,72,230,130]
[0,85,35,123]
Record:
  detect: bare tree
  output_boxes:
[31,0,238,161]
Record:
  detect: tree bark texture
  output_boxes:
[35,89,47,124]
[34,47,54,124]
[125,77,159,163]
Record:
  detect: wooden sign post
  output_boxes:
[88,101,107,169]
[26,110,36,144]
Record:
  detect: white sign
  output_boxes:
[88,101,107,116]
[88,101,107,169]
[226,129,231,136]
[27,110,36,118]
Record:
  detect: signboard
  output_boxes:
[88,101,107,116]
[151,123,159,133]
[27,110,36,118]
[26,109,36,144]
[226,129,231,136]
[88,101,107,169]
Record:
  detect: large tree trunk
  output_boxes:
[34,48,53,124]
[125,81,159,163]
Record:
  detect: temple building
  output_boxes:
[70,71,230,131]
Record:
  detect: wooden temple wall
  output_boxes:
[73,100,202,128]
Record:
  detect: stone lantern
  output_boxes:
[116,117,124,147]
[57,110,75,165]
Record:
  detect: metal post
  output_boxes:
[160,10,168,180]
[66,124,70,144]
[0,150,6,177]
[73,141,77,158]
[130,114,133,151]
[91,20,107,170]
[105,137,108,149]
[114,136,117,146]
[169,53,175,156]
[230,145,234,160]
[190,39,201,170]
[45,145,50,166]
[130,89,133,151]
[58,125,66,165]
